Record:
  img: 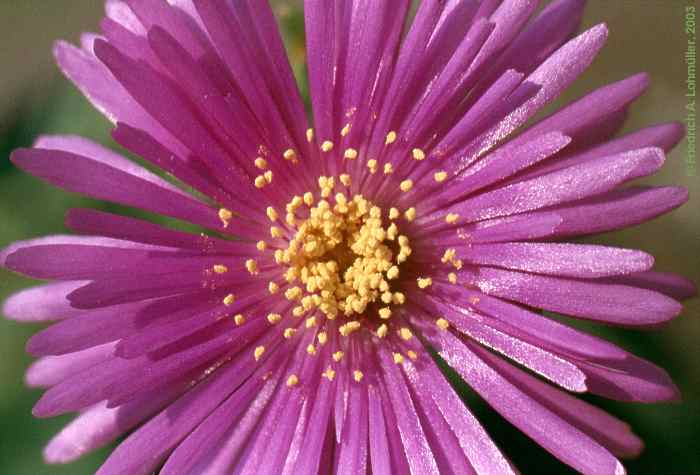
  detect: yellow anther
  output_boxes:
[344,148,358,160]
[286,374,299,387]
[306,344,317,355]
[284,286,302,301]
[321,140,334,152]
[434,171,447,183]
[404,207,416,222]
[339,174,352,186]
[254,346,266,361]
[442,248,457,263]
[245,259,259,275]
[223,294,236,306]
[256,240,267,251]
[367,159,378,174]
[399,179,413,192]
[448,272,457,284]
[234,314,245,325]
[332,351,344,362]
[436,318,450,330]
[407,350,418,361]
[268,282,279,294]
[399,327,413,341]
[412,148,426,161]
[323,367,336,381]
[417,277,433,289]
[383,163,394,175]
[393,353,405,364]
[270,226,283,239]
[218,208,233,227]
[254,157,268,170]
[305,316,317,328]
[303,192,314,206]
[392,292,406,305]
[318,331,328,345]
[267,313,282,324]
[377,323,388,338]
[254,175,267,188]
[213,264,228,274]
[286,213,296,226]
[266,206,279,221]
[385,131,397,145]
[264,171,273,183]
[445,213,459,224]
[341,123,351,136]
[389,208,400,220]
[339,321,361,336]
[378,307,392,320]
[283,327,297,339]
[283,149,297,162]
[306,128,314,143]
[353,370,364,382]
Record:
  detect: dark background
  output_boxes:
[0,1,698,474]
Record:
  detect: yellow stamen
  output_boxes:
[434,171,447,183]
[245,259,259,275]
[404,207,416,222]
[286,374,299,387]
[254,157,268,170]
[436,318,450,330]
[321,140,334,152]
[323,367,336,380]
[412,148,426,161]
[344,148,358,160]
[445,213,459,224]
[223,294,235,306]
[218,208,233,227]
[353,370,364,382]
[400,179,413,192]
[267,313,282,324]
[254,346,265,361]
[385,131,397,145]
[234,314,245,325]
[213,265,228,274]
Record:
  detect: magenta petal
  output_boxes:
[10,148,222,230]
[377,346,440,474]
[604,270,697,300]
[26,343,116,388]
[2,281,86,322]
[472,267,682,326]
[431,331,625,475]
[449,147,665,223]
[44,386,181,464]
[463,242,654,278]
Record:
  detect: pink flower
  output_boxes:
[2,1,695,474]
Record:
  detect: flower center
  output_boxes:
[273,176,410,322]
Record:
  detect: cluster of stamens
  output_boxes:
[271,177,410,322]
[211,128,470,386]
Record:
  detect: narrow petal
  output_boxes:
[471,267,682,326]
[428,331,625,475]
[462,242,654,278]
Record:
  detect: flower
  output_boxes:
[1,0,696,474]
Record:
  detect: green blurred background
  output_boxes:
[0,1,697,474]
